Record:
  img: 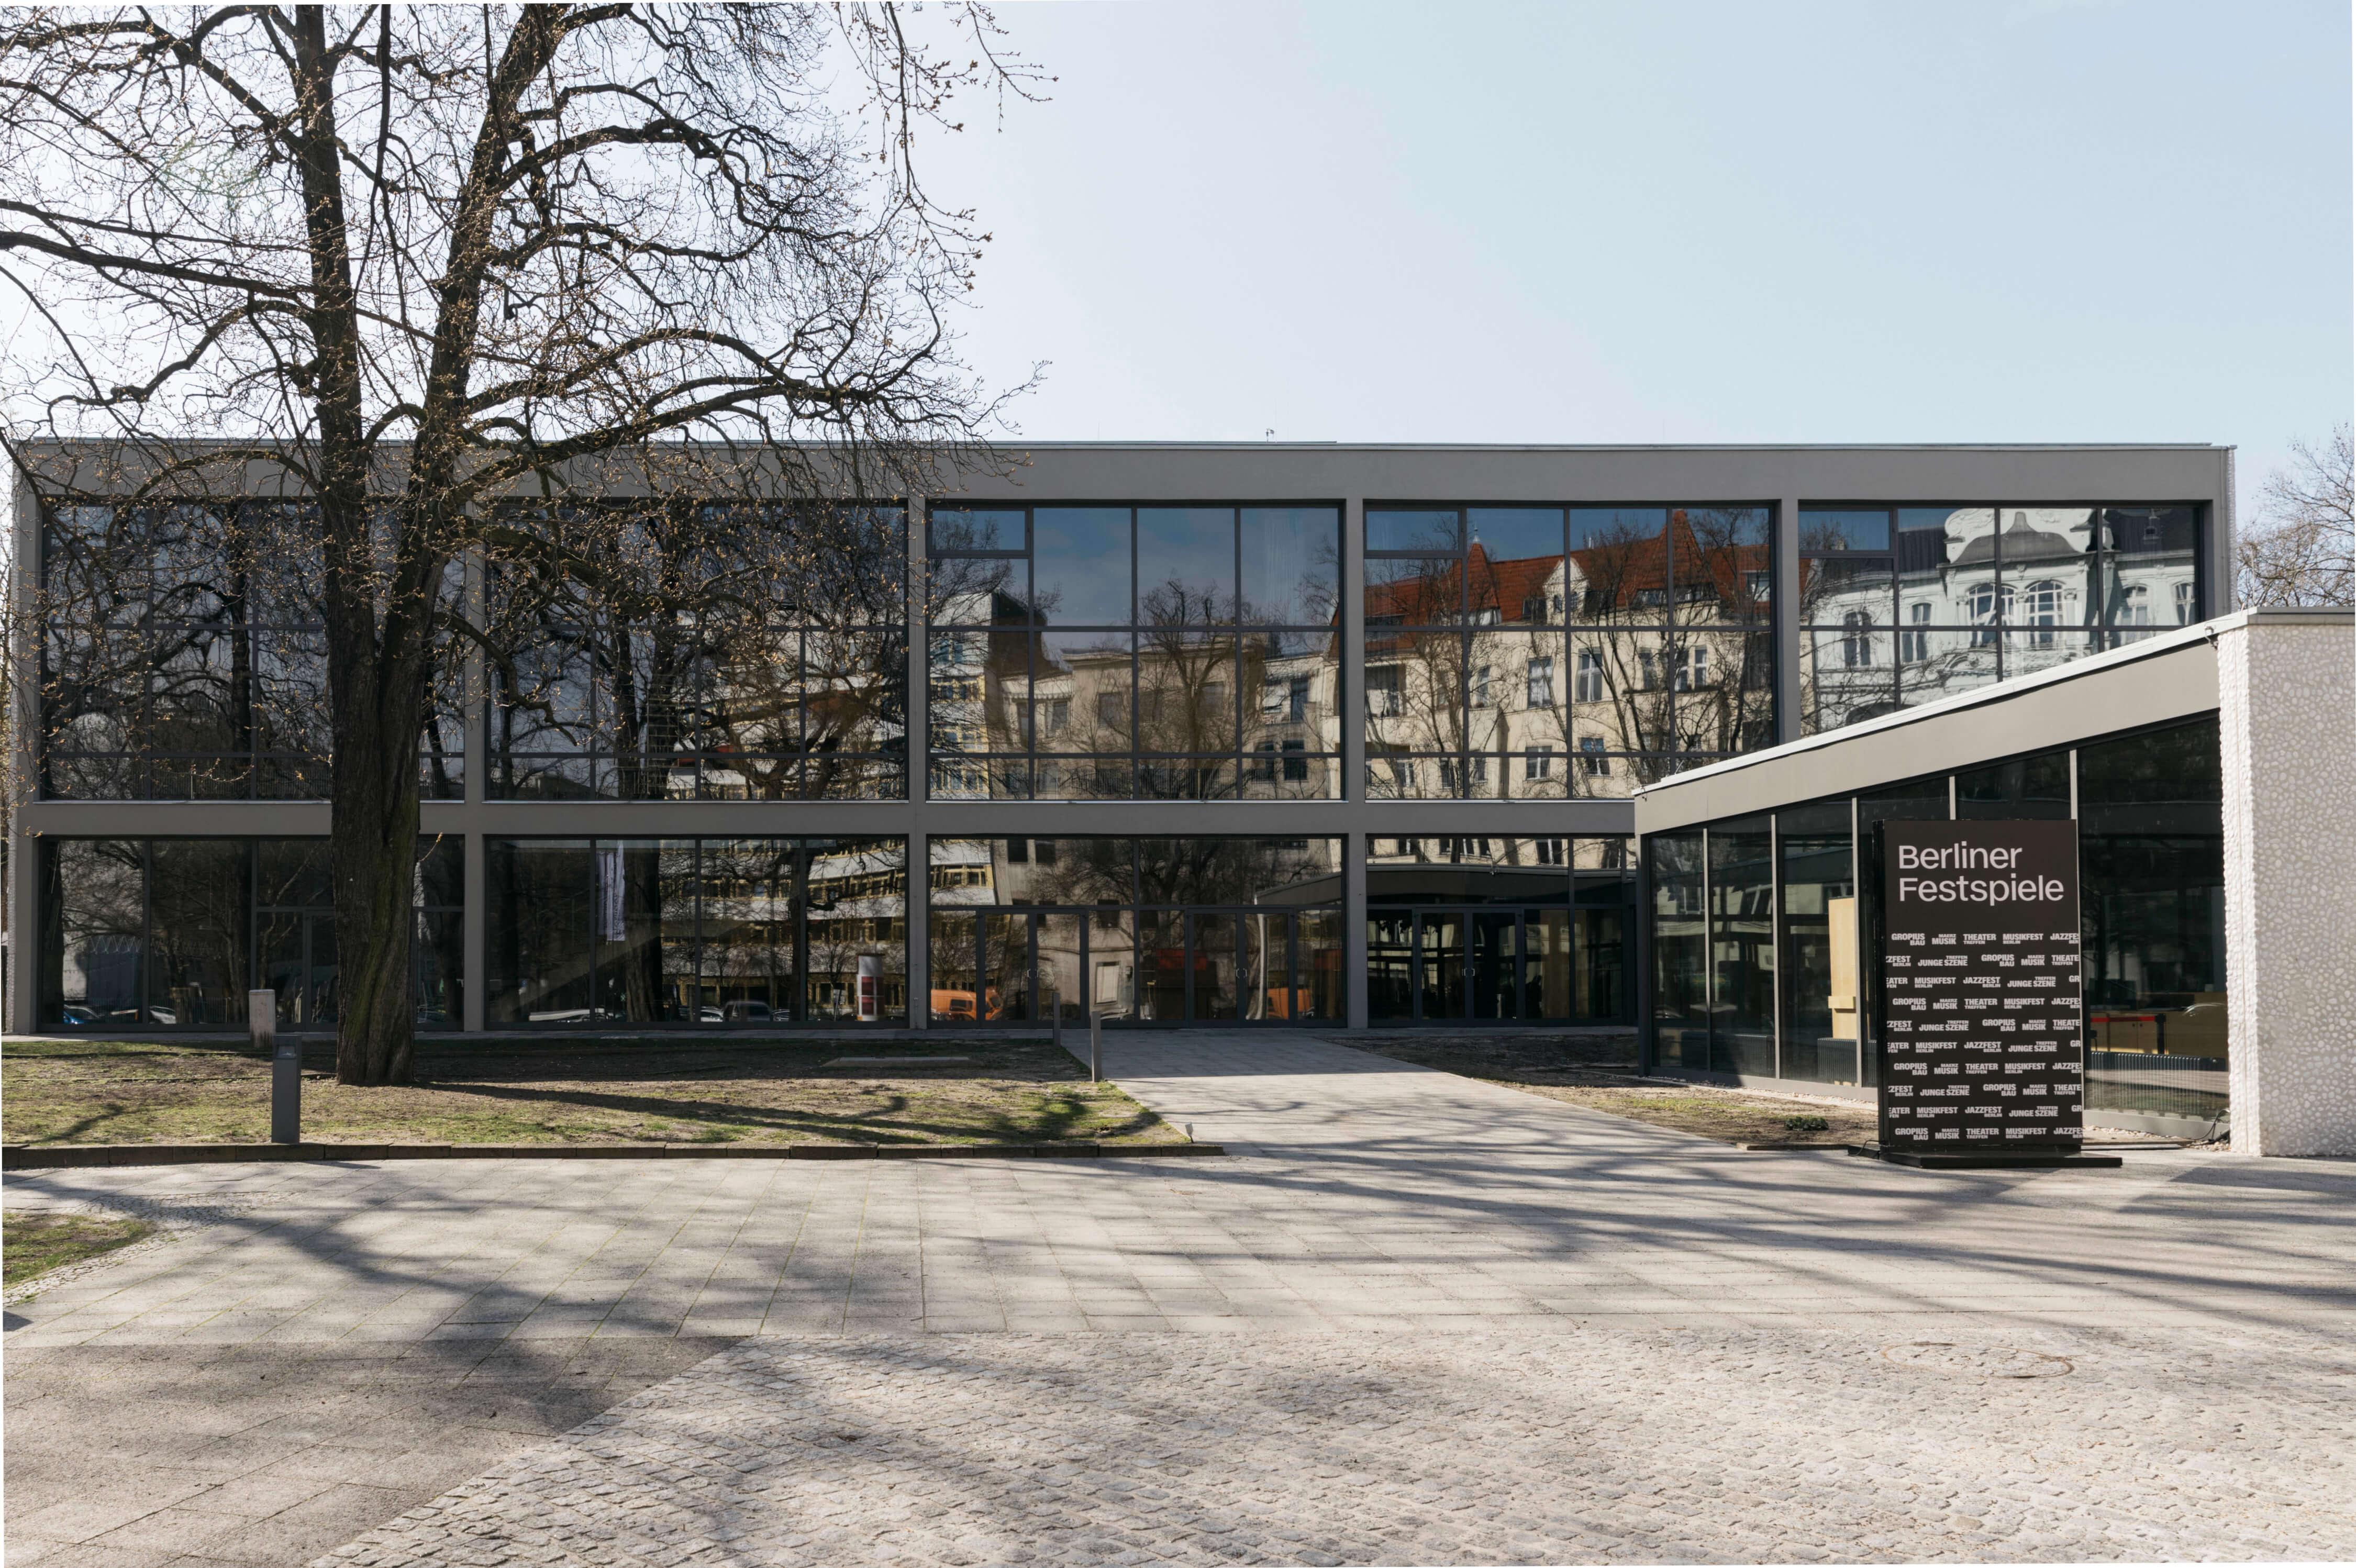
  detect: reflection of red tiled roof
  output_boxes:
[1361,511,1769,629]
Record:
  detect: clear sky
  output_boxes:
[928,0,2353,518]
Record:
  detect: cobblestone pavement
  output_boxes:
[319,1324,2356,1567]
[6,1031,2354,1565]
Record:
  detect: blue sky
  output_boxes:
[929,0,2352,515]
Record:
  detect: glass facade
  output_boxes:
[37,502,464,800]
[487,838,907,1025]
[34,495,2211,801]
[928,837,1343,1024]
[926,506,1341,800]
[38,836,462,1030]
[1797,505,2205,736]
[1364,506,1774,796]
[1643,716,2228,1122]
[1365,837,1636,1024]
[490,504,907,802]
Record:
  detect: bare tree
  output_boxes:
[2239,426,2354,607]
[1,5,1035,1081]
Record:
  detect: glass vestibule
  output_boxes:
[927,837,1344,1026]
[1642,715,2228,1124]
[1366,836,1635,1025]
[932,904,1335,1025]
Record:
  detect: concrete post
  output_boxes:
[2219,612,2356,1156]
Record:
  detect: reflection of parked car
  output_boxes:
[145,1006,178,1025]
[60,1005,95,1028]
[928,988,1001,1021]
[720,1000,773,1024]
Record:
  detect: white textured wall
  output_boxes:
[2220,613,2356,1156]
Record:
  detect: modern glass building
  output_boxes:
[9,441,2249,1048]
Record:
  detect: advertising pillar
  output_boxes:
[1873,820,2113,1168]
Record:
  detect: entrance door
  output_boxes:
[1470,911,1519,1020]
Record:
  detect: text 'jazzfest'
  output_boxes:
[1877,820,2084,1152]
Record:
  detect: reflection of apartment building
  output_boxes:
[15,443,2244,1051]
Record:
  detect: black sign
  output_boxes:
[1875,820,2083,1154]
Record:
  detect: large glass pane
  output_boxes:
[148,840,251,1027]
[982,911,1033,1024]
[1465,509,1565,625]
[488,839,596,1025]
[1363,627,1465,788]
[1031,507,1131,627]
[1138,508,1236,625]
[1798,508,1890,553]
[1576,907,1627,1022]
[46,839,145,1029]
[1707,819,1775,1076]
[929,908,980,1023]
[700,839,793,1024]
[929,507,1025,556]
[1037,912,1084,1025]
[1135,632,1237,760]
[806,838,906,1023]
[415,835,466,1029]
[1086,905,1139,1022]
[1648,833,1707,1070]
[1798,556,1893,631]
[1801,628,1897,735]
[1995,508,2096,595]
[1565,509,1668,624]
[1296,910,1343,1022]
[1680,506,1772,622]
[2099,506,2200,638]
[2079,719,2227,1119]
[1191,913,1240,1021]
[1956,751,2071,819]
[1777,800,1857,1084]
[1365,554,1462,626]
[1241,507,1340,627]
[1525,909,1570,1021]
[1366,509,1460,554]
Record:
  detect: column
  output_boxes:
[1775,496,1803,745]
[905,499,929,1030]
[461,547,487,1032]
[1342,497,1369,1029]
[2220,614,2356,1156]
[6,471,38,1034]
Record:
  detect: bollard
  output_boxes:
[1088,1008,1101,1084]
[253,989,299,1146]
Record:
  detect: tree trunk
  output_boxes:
[331,670,425,1084]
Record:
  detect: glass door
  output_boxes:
[1470,911,1519,1020]
[1416,911,1465,1021]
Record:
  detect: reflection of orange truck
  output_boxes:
[929,987,1002,1021]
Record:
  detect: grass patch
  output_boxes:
[4,1211,154,1286]
[1,1037,1181,1149]
[1346,1033,1878,1146]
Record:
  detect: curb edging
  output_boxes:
[3,1140,1224,1171]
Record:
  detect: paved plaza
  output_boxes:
[6,1033,2354,1566]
